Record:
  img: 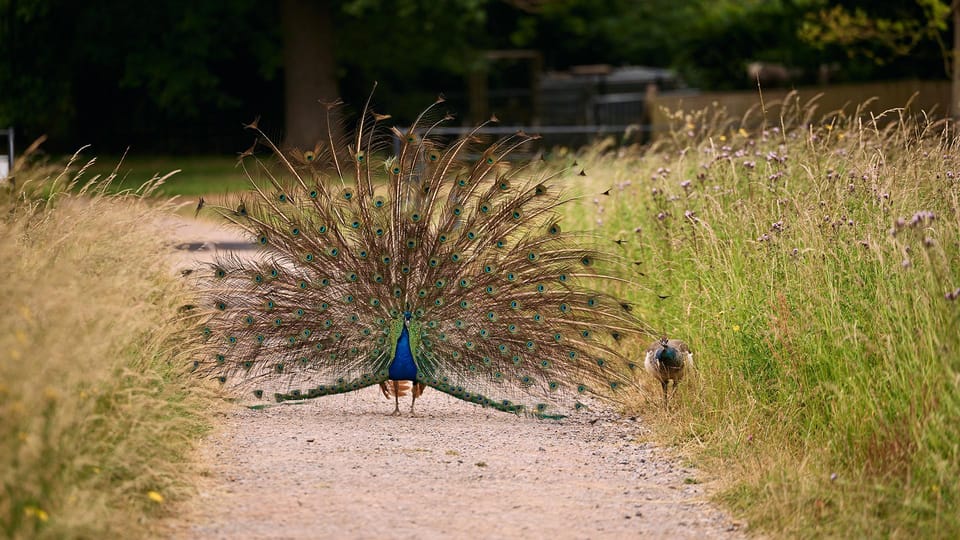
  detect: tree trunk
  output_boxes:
[280,0,339,149]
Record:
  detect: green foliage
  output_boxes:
[580,95,960,536]
[0,0,280,139]
[81,155,253,197]
[799,0,953,68]
[2,0,953,151]
[335,0,489,114]
[506,0,689,67]
[0,159,210,538]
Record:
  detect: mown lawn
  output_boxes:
[81,154,249,196]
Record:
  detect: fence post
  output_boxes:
[0,127,13,180]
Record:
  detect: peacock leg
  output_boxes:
[661,380,669,408]
[391,381,401,416]
[409,383,425,416]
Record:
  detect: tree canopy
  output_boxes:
[0,0,952,152]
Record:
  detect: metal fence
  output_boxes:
[391,123,654,157]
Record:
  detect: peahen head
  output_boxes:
[656,337,679,363]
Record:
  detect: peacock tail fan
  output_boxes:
[191,91,654,418]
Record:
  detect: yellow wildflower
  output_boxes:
[738,128,748,137]
[24,506,49,522]
[147,491,165,503]
[732,324,741,333]
[718,135,726,142]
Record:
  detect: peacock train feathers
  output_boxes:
[191,92,653,418]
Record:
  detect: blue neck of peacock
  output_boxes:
[388,324,418,381]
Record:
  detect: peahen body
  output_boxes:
[192,93,652,417]
[643,338,693,407]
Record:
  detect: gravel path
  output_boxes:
[163,390,744,540]
[160,214,746,540]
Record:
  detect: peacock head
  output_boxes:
[403,311,412,322]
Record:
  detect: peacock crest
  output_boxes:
[191,91,652,418]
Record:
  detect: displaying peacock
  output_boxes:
[191,92,654,418]
[644,338,693,408]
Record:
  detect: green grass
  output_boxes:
[0,160,211,538]
[577,94,960,537]
[80,154,250,196]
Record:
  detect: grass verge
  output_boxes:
[78,154,249,197]
[580,94,960,537]
[0,156,209,538]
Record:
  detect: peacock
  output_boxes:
[643,338,693,408]
[190,91,655,418]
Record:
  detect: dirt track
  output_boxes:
[160,216,746,540]
[162,390,743,540]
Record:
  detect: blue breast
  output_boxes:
[388,325,417,381]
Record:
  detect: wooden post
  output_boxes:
[468,64,489,125]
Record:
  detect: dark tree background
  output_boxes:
[0,0,954,154]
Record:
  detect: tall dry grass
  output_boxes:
[576,93,960,537]
[0,154,208,538]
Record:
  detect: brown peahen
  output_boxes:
[644,337,693,407]
[191,92,653,418]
